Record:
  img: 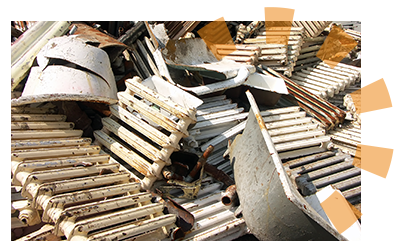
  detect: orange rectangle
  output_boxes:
[264,8,294,46]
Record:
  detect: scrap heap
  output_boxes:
[11,20,361,241]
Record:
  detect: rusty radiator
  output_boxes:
[291,61,361,100]
[283,150,361,211]
[186,94,331,177]
[260,66,347,130]
[292,21,332,38]
[244,26,305,77]
[11,104,179,241]
[94,76,199,190]
[328,123,361,157]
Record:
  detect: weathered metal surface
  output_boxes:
[159,146,213,200]
[221,185,237,206]
[12,35,118,106]
[71,22,128,63]
[11,21,71,90]
[227,90,345,240]
[261,66,346,130]
[157,37,263,96]
[11,107,178,241]
[94,76,201,189]
[292,60,361,125]
[292,21,331,38]
[163,21,201,40]
[328,123,361,156]
[284,150,361,210]
[162,38,249,79]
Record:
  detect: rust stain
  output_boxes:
[255,113,268,130]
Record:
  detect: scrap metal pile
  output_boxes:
[11,20,361,241]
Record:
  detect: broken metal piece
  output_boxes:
[71,22,128,63]
[12,35,119,106]
[204,163,235,187]
[227,90,346,240]
[159,146,213,200]
[159,176,203,200]
[157,37,257,95]
[163,21,201,40]
[152,192,195,234]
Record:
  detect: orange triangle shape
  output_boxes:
[214,16,225,22]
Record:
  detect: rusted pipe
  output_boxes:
[204,163,235,187]
[258,66,346,129]
[221,185,238,206]
[185,145,214,182]
[171,227,185,240]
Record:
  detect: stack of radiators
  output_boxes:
[11,104,177,241]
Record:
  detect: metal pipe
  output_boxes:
[221,185,237,206]
[11,21,70,90]
[185,145,214,183]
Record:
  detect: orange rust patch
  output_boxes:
[255,113,267,130]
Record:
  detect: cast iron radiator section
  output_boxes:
[186,95,331,177]
[244,26,305,77]
[283,150,361,211]
[93,76,198,190]
[292,21,332,38]
[190,93,361,215]
[291,61,361,100]
[11,104,178,241]
[328,123,361,157]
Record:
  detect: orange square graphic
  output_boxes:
[264,7,294,46]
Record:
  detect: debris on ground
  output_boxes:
[11,20,362,241]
